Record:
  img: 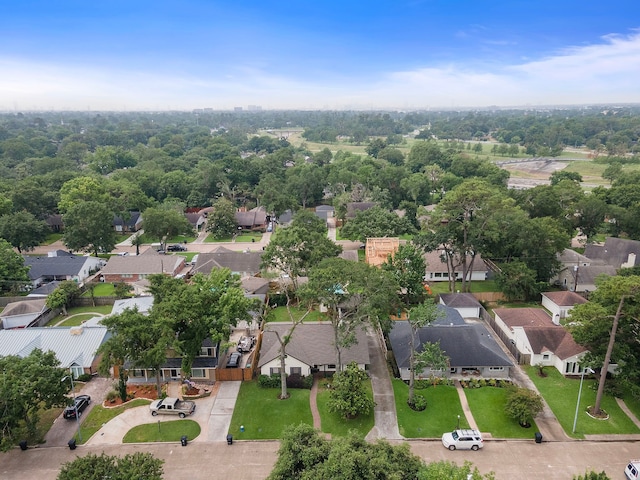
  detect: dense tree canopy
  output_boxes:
[57,452,164,480]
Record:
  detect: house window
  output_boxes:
[192,368,205,378]
[488,367,504,371]
[70,365,83,379]
[450,367,457,374]
[565,362,577,374]
[131,369,145,378]
[542,354,550,360]
[121,274,133,279]
[327,364,336,370]
[270,367,281,375]
[290,367,302,375]
[200,347,214,357]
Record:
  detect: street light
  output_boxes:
[572,367,595,434]
[62,374,82,442]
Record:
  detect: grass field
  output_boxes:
[427,280,498,296]
[123,419,200,443]
[525,366,640,438]
[316,377,374,438]
[81,282,115,297]
[228,381,312,439]
[392,379,466,438]
[46,305,113,326]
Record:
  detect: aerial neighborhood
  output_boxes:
[1,109,640,479]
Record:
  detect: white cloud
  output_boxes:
[1,30,640,110]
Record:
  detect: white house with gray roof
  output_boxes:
[258,323,370,376]
[23,250,105,288]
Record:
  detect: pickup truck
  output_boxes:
[149,397,196,418]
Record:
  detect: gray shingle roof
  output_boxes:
[100,252,183,275]
[258,323,370,368]
[389,321,512,369]
[584,237,640,268]
[192,248,262,276]
[439,293,482,309]
[23,254,89,280]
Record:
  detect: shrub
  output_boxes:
[407,394,427,411]
[76,373,92,382]
[258,374,281,388]
[414,379,430,390]
[105,390,118,402]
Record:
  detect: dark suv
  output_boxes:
[227,352,242,368]
[167,244,187,252]
[63,395,91,419]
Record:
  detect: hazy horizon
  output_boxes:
[2,1,639,111]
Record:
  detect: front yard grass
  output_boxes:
[392,379,466,438]
[229,381,312,439]
[464,386,538,438]
[525,366,640,437]
[316,377,374,438]
[123,419,200,443]
[77,399,152,444]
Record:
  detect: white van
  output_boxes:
[626,460,640,479]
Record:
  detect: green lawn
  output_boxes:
[43,233,63,244]
[428,280,498,296]
[55,314,98,326]
[77,399,152,444]
[45,305,113,326]
[235,232,262,242]
[266,306,328,323]
[464,386,538,438]
[123,419,200,443]
[316,377,374,438]
[392,379,466,438]
[525,366,640,438]
[229,381,312,439]
[81,283,115,297]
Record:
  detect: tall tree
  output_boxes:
[45,281,81,315]
[382,243,427,307]
[98,308,174,397]
[570,275,640,413]
[62,200,117,256]
[141,204,192,242]
[206,197,237,240]
[0,349,70,450]
[0,211,50,253]
[406,300,443,406]
[0,238,30,294]
[301,258,399,370]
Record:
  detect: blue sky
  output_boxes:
[1,0,639,110]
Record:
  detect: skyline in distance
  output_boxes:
[2,1,639,111]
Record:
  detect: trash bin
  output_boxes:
[226,434,233,445]
[19,440,27,451]
[180,435,188,446]
[68,439,77,450]
[534,432,542,443]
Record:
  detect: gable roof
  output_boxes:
[258,323,370,368]
[346,202,377,218]
[389,321,512,369]
[100,251,183,275]
[522,326,587,359]
[423,250,487,273]
[191,247,262,276]
[0,326,109,369]
[493,308,553,328]
[1,299,48,318]
[23,254,92,280]
[111,296,155,316]
[235,206,267,228]
[541,291,588,307]
[113,211,142,228]
[572,265,618,286]
[240,276,270,295]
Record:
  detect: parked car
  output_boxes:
[626,460,640,480]
[227,352,242,368]
[167,244,187,252]
[441,429,483,451]
[237,335,256,353]
[63,395,91,419]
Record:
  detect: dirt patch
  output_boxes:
[104,384,158,406]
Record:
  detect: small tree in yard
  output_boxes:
[505,387,544,427]
[327,361,375,419]
[573,471,611,480]
[46,281,81,315]
[57,452,164,480]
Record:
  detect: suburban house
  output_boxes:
[258,323,370,376]
[0,298,49,329]
[128,338,220,384]
[439,292,483,318]
[423,250,488,283]
[185,211,207,232]
[99,249,185,284]
[314,205,334,224]
[190,246,262,277]
[492,308,587,374]
[389,316,513,380]
[23,250,105,288]
[0,326,109,378]
[235,206,268,231]
[345,202,377,219]
[584,237,640,270]
[113,211,143,233]
[240,276,270,295]
[540,291,588,324]
[46,214,64,232]
[365,237,400,267]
